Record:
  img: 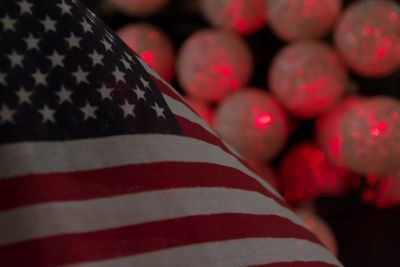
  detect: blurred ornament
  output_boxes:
[176,29,253,102]
[315,97,363,167]
[296,203,338,256]
[340,96,400,175]
[200,0,266,35]
[279,142,357,205]
[117,23,175,82]
[363,172,400,209]
[214,87,289,163]
[185,96,214,126]
[268,41,348,118]
[107,0,168,16]
[265,0,342,41]
[334,0,400,77]
[250,162,280,191]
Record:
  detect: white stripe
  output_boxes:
[66,238,342,267]
[0,134,281,199]
[0,188,305,246]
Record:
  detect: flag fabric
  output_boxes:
[0,0,343,266]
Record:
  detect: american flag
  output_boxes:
[0,0,343,266]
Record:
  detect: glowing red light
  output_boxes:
[214,88,289,162]
[371,127,380,137]
[254,113,272,127]
[377,48,386,58]
[117,23,175,82]
[362,26,371,36]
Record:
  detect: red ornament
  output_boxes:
[279,142,357,206]
[117,23,175,82]
[214,87,289,163]
[340,96,400,175]
[315,97,363,167]
[296,203,338,256]
[268,41,348,118]
[363,172,400,209]
[334,0,400,77]
[108,0,168,16]
[185,96,214,127]
[265,0,342,41]
[200,0,266,35]
[176,29,253,102]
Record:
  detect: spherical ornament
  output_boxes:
[268,41,348,118]
[200,0,266,35]
[107,0,168,16]
[340,96,400,175]
[117,23,175,82]
[176,29,253,102]
[250,162,280,191]
[315,97,363,167]
[334,0,400,77]
[279,142,356,205]
[214,87,289,163]
[185,96,214,126]
[363,172,400,209]
[265,0,342,41]
[296,204,338,256]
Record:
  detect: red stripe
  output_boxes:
[252,262,340,267]
[0,214,322,267]
[0,162,289,211]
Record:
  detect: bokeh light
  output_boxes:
[268,41,348,118]
[265,0,342,41]
[117,23,175,82]
[200,0,266,35]
[107,0,169,16]
[279,142,358,206]
[334,0,400,77]
[315,97,363,167]
[362,172,400,209]
[340,96,400,175]
[176,29,253,102]
[296,203,338,256]
[214,87,289,163]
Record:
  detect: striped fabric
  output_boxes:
[0,0,343,266]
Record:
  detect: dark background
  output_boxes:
[81,1,400,266]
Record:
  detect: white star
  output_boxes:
[101,38,112,52]
[140,75,150,89]
[125,51,134,62]
[47,51,65,68]
[1,15,17,31]
[121,57,132,71]
[16,87,32,104]
[32,69,48,86]
[80,102,97,120]
[80,18,93,33]
[7,50,24,68]
[24,33,40,50]
[40,16,57,32]
[133,86,146,100]
[73,66,89,84]
[120,100,135,118]
[38,104,56,123]
[18,0,33,14]
[0,105,16,124]
[112,67,125,83]
[97,84,113,100]
[88,50,103,66]
[56,86,72,103]
[151,102,166,118]
[65,32,81,49]
[0,73,7,86]
[57,0,73,15]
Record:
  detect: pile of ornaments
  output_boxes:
[106,0,400,256]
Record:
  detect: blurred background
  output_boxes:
[80,0,400,266]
